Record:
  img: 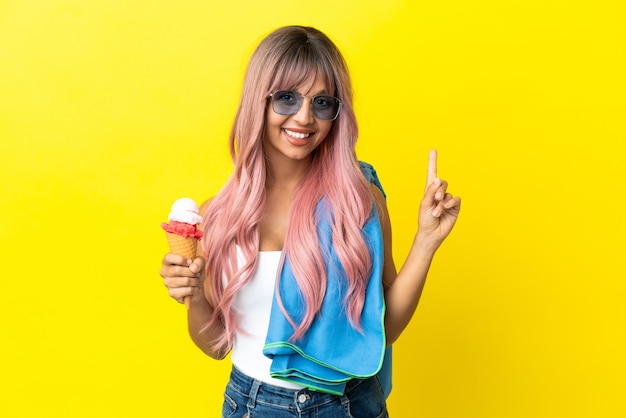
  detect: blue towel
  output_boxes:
[263,162,393,396]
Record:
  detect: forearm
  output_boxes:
[187,294,229,359]
[384,232,438,345]
[378,150,460,345]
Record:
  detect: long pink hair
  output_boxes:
[202,26,373,351]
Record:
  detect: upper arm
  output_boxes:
[196,197,213,257]
[196,197,219,309]
[371,184,397,289]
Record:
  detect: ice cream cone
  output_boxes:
[165,232,198,259]
[162,197,204,310]
[165,232,197,309]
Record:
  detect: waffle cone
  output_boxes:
[164,232,198,309]
[165,232,198,259]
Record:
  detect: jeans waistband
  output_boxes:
[228,365,367,410]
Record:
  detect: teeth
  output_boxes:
[284,129,311,139]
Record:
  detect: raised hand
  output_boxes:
[417,150,461,250]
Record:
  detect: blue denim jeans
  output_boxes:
[222,366,389,417]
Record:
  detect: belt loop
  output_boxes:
[340,392,351,416]
[247,379,262,410]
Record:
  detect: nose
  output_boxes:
[292,97,315,125]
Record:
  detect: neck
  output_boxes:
[265,156,312,192]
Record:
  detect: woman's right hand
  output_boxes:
[159,253,206,305]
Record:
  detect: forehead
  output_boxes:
[270,64,335,95]
[291,74,329,94]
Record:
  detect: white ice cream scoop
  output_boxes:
[168,197,203,225]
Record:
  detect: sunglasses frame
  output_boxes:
[268,90,342,121]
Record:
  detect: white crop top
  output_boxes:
[229,251,305,390]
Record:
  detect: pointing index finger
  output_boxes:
[427,149,438,185]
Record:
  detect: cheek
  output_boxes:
[317,122,333,141]
[265,109,287,129]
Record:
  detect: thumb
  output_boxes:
[189,256,205,274]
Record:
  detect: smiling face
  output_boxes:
[262,74,334,167]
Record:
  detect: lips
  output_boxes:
[283,128,312,140]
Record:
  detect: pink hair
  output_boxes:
[201,26,373,351]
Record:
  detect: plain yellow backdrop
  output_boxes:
[1,0,625,416]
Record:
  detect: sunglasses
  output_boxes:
[268,90,342,121]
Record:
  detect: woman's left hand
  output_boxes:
[417,150,461,250]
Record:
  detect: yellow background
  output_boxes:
[1,0,624,416]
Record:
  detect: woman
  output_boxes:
[160,25,460,417]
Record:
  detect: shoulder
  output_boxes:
[371,183,390,225]
[359,161,386,200]
[358,161,376,182]
[359,162,390,227]
[198,197,215,217]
